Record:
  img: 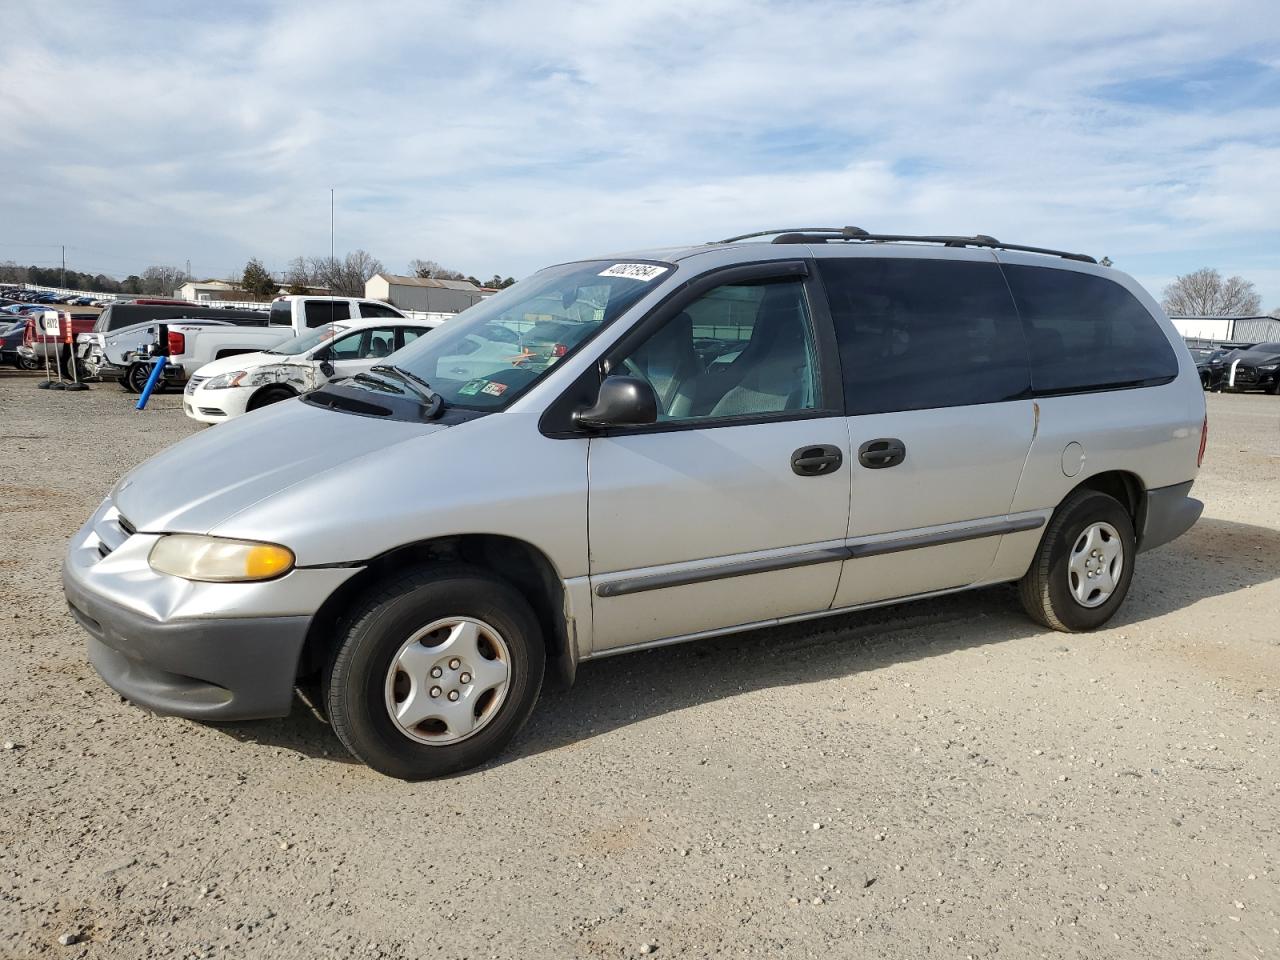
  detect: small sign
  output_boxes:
[598,263,668,282]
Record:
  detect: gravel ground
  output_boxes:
[1,371,1277,959]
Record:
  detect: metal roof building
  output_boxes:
[1170,315,1280,342]
[365,274,488,314]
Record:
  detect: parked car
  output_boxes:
[79,304,268,390]
[1189,341,1255,390]
[19,311,97,373]
[1217,341,1280,393]
[0,319,39,369]
[81,298,408,392]
[64,228,1206,780]
[183,318,440,423]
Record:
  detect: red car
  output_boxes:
[20,312,99,375]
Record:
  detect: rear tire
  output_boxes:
[1018,489,1136,632]
[121,363,149,393]
[324,565,545,780]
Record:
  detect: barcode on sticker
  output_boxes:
[598,263,668,282]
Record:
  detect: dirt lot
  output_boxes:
[1,371,1277,959]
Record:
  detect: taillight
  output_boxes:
[1197,414,1208,467]
[552,343,568,357]
[167,331,185,355]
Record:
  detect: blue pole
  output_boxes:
[134,357,167,411]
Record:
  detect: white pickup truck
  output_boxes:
[79,296,410,392]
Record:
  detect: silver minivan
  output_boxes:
[63,228,1207,779]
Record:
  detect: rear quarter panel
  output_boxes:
[990,254,1205,580]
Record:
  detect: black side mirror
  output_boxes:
[573,376,658,429]
[318,358,335,377]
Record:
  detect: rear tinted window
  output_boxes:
[269,301,293,326]
[305,300,352,327]
[1002,266,1178,394]
[359,302,402,319]
[820,258,1030,415]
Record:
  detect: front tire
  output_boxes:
[1018,489,1136,632]
[247,386,294,411]
[324,566,545,780]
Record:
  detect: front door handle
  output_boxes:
[858,437,906,469]
[791,444,843,477]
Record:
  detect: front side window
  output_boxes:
[329,327,398,361]
[820,258,1030,415]
[353,260,671,410]
[1002,265,1179,394]
[612,279,818,421]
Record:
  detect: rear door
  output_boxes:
[817,252,1039,607]
[585,261,852,652]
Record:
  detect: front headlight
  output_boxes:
[203,370,248,390]
[149,535,295,582]
[1258,364,1278,371]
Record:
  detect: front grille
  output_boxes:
[95,511,134,560]
[185,375,207,395]
[1235,367,1257,383]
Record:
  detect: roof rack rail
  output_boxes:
[716,227,1096,264]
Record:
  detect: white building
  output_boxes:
[365,274,488,314]
[175,279,244,302]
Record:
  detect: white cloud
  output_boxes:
[1,0,1278,304]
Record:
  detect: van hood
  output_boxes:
[112,399,446,533]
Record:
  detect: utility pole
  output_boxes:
[61,245,65,288]
[186,258,191,282]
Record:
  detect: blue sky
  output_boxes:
[4,0,1279,307]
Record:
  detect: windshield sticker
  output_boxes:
[598,263,668,282]
[480,381,508,397]
[458,379,485,396]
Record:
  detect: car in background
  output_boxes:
[183,317,439,423]
[1,318,40,369]
[1186,341,1254,390]
[1217,341,1280,394]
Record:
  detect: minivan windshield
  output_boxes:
[263,323,349,356]
[347,259,672,410]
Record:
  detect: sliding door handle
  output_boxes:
[858,437,906,469]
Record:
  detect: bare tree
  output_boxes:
[409,258,467,281]
[141,265,187,297]
[1161,268,1262,317]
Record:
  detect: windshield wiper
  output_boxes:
[361,365,446,418]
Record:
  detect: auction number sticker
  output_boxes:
[598,263,668,282]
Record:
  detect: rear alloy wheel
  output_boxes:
[122,363,150,393]
[325,565,545,779]
[1019,489,1136,632]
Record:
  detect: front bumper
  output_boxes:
[65,569,309,720]
[62,501,360,721]
[184,385,251,423]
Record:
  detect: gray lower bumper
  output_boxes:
[64,569,309,721]
[1139,480,1203,553]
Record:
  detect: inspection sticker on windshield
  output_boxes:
[598,263,668,282]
